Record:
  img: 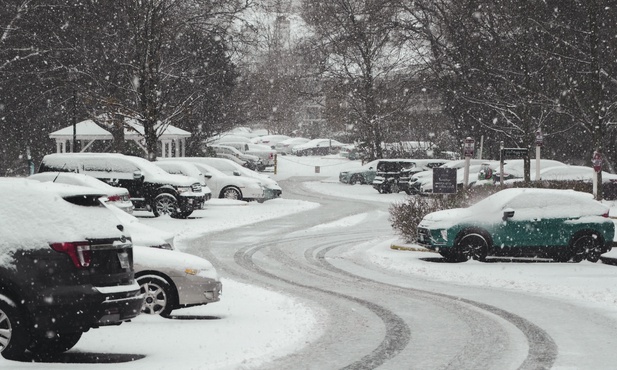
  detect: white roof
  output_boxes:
[49,119,113,140]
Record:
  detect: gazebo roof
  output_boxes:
[49,119,113,140]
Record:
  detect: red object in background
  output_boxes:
[592,151,602,173]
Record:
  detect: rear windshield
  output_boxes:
[63,195,104,207]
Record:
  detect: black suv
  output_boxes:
[0,179,144,359]
[38,153,208,218]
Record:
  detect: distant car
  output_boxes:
[29,171,134,214]
[274,137,311,155]
[0,178,143,359]
[149,160,212,198]
[488,159,567,183]
[191,157,282,200]
[217,142,277,167]
[417,188,616,263]
[105,205,222,317]
[156,159,266,202]
[339,160,380,185]
[370,159,449,194]
[291,138,347,156]
[251,134,291,148]
[207,144,262,170]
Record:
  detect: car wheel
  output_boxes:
[138,276,175,317]
[456,233,488,262]
[29,332,82,355]
[349,175,363,185]
[0,296,30,360]
[221,186,242,200]
[391,182,400,193]
[571,233,602,263]
[152,193,178,217]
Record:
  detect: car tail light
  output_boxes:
[269,153,273,159]
[107,194,121,202]
[602,211,610,218]
[50,241,92,268]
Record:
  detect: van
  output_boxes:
[38,153,208,218]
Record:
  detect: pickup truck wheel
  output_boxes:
[456,233,488,262]
[153,193,178,217]
[0,296,30,360]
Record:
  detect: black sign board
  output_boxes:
[432,167,457,194]
[501,148,529,159]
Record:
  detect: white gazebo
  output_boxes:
[49,119,192,158]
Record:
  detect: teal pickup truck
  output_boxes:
[417,188,615,263]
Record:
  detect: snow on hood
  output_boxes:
[133,246,218,280]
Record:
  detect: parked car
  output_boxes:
[156,159,266,202]
[291,138,347,156]
[274,137,311,155]
[371,159,449,194]
[217,142,277,167]
[339,160,380,185]
[38,153,207,219]
[487,159,567,183]
[251,134,291,148]
[28,171,134,214]
[0,178,143,359]
[417,188,616,262]
[105,205,222,317]
[191,157,282,200]
[207,144,263,170]
[418,162,491,194]
[148,160,212,198]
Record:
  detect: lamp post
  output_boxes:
[68,69,78,152]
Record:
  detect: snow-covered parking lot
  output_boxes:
[4,155,617,369]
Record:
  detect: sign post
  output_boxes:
[592,151,602,199]
[463,137,475,190]
[535,128,543,181]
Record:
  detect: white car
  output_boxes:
[157,158,266,202]
[152,160,212,196]
[291,138,347,156]
[207,144,262,170]
[251,134,291,148]
[106,204,222,317]
[215,142,277,167]
[274,137,311,155]
[28,171,134,214]
[192,157,282,200]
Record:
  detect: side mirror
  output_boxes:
[133,170,142,180]
[203,172,213,179]
[233,170,241,176]
[502,208,515,221]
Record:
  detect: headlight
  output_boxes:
[177,185,191,194]
[440,229,448,241]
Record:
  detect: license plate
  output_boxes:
[117,252,130,269]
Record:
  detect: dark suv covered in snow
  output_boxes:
[0,179,144,359]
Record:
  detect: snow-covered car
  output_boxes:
[291,138,347,156]
[207,144,263,170]
[251,134,291,148]
[38,153,207,219]
[0,178,143,359]
[488,159,567,183]
[150,160,212,198]
[417,188,616,262]
[105,205,222,317]
[216,142,277,167]
[191,157,282,200]
[28,171,134,214]
[419,163,489,194]
[274,137,311,155]
[157,158,266,202]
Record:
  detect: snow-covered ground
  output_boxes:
[4,154,617,368]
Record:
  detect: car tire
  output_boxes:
[221,186,242,200]
[0,295,30,360]
[29,332,82,355]
[570,232,603,263]
[455,233,488,262]
[152,193,179,217]
[138,275,175,317]
[349,175,363,185]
